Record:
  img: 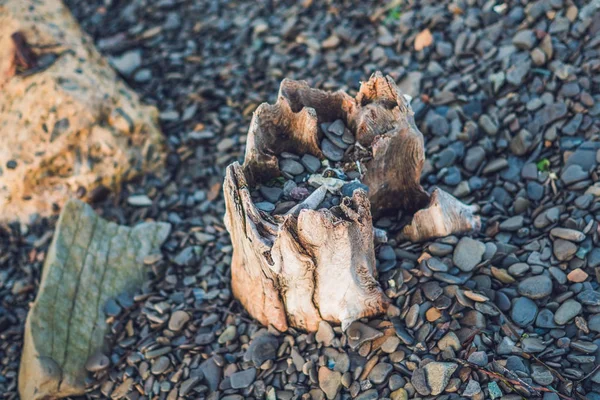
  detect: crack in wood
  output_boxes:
[58,212,100,389]
[86,221,117,360]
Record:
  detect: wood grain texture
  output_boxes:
[225,72,480,332]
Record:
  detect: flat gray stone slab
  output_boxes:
[19,199,170,399]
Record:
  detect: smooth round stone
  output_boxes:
[567,268,588,283]
[554,300,582,325]
[472,275,492,290]
[255,202,275,212]
[513,29,536,49]
[301,154,322,173]
[411,368,430,396]
[405,304,420,328]
[495,291,512,311]
[553,239,578,261]
[323,127,350,149]
[244,334,279,367]
[464,290,489,302]
[531,365,554,386]
[316,321,335,346]
[391,388,408,400]
[522,337,546,353]
[218,325,237,343]
[475,302,499,316]
[535,308,557,328]
[168,310,190,332]
[321,138,344,161]
[341,129,355,144]
[527,182,544,200]
[259,186,283,203]
[422,282,443,301]
[388,375,405,391]
[318,367,342,399]
[381,336,400,354]
[327,119,345,136]
[506,356,528,374]
[230,368,257,389]
[427,258,448,272]
[368,363,393,384]
[453,237,486,272]
[434,295,452,310]
[511,297,538,327]
[518,275,552,299]
[550,227,585,242]
[279,159,305,175]
[151,356,171,375]
[570,340,598,354]
[85,352,110,372]
[508,263,530,277]
[435,147,457,169]
[549,267,567,284]
[467,351,488,367]
[429,243,453,256]
[575,194,593,209]
[460,310,486,328]
[578,290,600,306]
[104,298,122,317]
[438,331,460,351]
[134,68,152,82]
[378,259,397,272]
[463,379,481,396]
[500,216,524,231]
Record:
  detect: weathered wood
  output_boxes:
[19,199,171,399]
[224,163,387,332]
[402,188,481,242]
[225,73,479,332]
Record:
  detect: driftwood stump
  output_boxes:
[224,72,480,332]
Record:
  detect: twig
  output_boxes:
[453,358,575,400]
[494,362,542,397]
[577,363,600,383]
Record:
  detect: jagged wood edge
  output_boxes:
[225,162,388,331]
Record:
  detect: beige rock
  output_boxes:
[567,268,589,283]
[424,362,458,396]
[0,0,165,222]
[19,199,171,399]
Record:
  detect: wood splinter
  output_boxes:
[224,72,480,332]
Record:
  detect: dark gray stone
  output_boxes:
[511,297,538,327]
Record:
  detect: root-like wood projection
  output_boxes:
[224,72,480,332]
